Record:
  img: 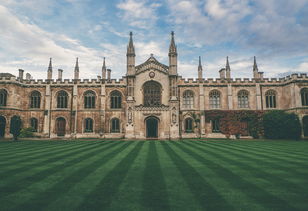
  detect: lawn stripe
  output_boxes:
[0,141,98,180]
[76,142,144,210]
[141,141,170,210]
[181,141,301,210]
[208,141,308,173]
[161,141,235,211]
[0,141,112,194]
[12,141,132,211]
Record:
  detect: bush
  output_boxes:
[10,115,22,140]
[263,110,301,140]
[19,127,35,138]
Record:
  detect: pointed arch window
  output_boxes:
[84,90,96,109]
[265,90,277,108]
[30,118,38,132]
[209,90,221,109]
[57,91,68,108]
[183,90,194,109]
[143,81,161,107]
[30,91,41,108]
[185,118,193,133]
[301,88,308,106]
[84,118,93,132]
[0,89,8,106]
[110,91,122,109]
[238,90,249,108]
[111,118,120,133]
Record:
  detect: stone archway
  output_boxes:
[146,116,159,138]
[56,117,66,136]
[0,116,6,138]
[303,116,308,137]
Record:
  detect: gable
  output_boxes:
[135,55,169,75]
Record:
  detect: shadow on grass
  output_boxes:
[141,141,170,210]
[76,142,144,210]
[176,142,298,211]
[161,142,235,211]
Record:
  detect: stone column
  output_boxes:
[227,84,233,109]
[255,83,262,110]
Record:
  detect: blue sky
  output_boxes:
[0,0,308,80]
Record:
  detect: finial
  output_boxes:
[48,58,52,71]
[199,56,201,66]
[171,31,174,36]
[150,53,154,57]
[75,57,79,72]
[130,31,133,37]
[103,57,106,69]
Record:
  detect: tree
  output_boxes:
[10,115,22,141]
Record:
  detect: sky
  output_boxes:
[0,0,308,80]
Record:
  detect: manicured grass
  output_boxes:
[0,140,308,210]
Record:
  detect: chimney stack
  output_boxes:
[18,69,24,81]
[107,69,111,81]
[219,68,226,79]
[58,69,63,80]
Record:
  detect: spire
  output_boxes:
[198,56,203,81]
[102,57,106,80]
[226,56,231,79]
[47,58,52,80]
[169,31,177,54]
[127,31,135,56]
[74,57,79,80]
[226,56,230,70]
[253,56,258,72]
[48,58,52,72]
[198,56,202,70]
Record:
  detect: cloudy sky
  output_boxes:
[0,0,308,80]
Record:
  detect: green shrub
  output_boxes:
[263,110,301,140]
[19,127,35,138]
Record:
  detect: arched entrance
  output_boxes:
[146,116,159,138]
[303,116,308,137]
[56,117,66,136]
[0,116,6,138]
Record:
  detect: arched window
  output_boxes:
[183,90,194,109]
[209,90,221,109]
[110,91,122,109]
[84,118,93,132]
[0,89,8,106]
[185,118,193,133]
[143,81,161,107]
[30,118,38,132]
[57,91,68,108]
[238,90,249,108]
[265,90,277,108]
[30,91,41,108]
[301,88,308,106]
[111,118,120,133]
[84,90,96,109]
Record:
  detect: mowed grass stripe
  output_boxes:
[209,143,308,172]
[76,142,143,210]
[0,141,86,166]
[161,141,235,211]
[0,141,112,195]
[0,141,101,181]
[13,141,132,211]
[141,141,170,210]
[181,141,299,210]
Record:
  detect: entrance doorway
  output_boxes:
[0,116,6,138]
[56,117,66,136]
[303,116,308,137]
[146,116,158,138]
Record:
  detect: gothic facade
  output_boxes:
[1,32,308,139]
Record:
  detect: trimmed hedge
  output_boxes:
[263,110,301,140]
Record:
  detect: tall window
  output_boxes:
[84,90,96,109]
[30,118,38,132]
[212,119,220,133]
[238,90,249,108]
[57,91,68,108]
[265,90,277,108]
[183,90,194,109]
[84,118,93,132]
[301,88,308,106]
[0,89,7,106]
[111,118,120,133]
[185,118,193,133]
[110,91,122,109]
[30,91,41,108]
[209,90,221,109]
[143,81,161,107]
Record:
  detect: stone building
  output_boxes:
[1,32,308,139]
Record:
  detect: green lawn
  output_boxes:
[0,140,308,210]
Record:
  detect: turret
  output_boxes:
[198,56,203,81]
[226,56,231,79]
[126,32,135,76]
[74,57,79,80]
[102,57,106,80]
[169,31,177,75]
[47,58,52,80]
